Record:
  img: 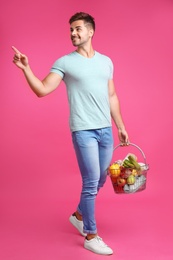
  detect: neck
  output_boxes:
[76,45,95,58]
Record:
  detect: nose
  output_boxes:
[71,30,76,36]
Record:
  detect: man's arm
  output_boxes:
[108,79,129,144]
[12,46,62,97]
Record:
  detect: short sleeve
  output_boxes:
[109,58,114,80]
[50,57,65,79]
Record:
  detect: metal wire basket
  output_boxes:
[108,143,149,194]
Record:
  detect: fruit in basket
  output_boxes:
[122,155,141,171]
[128,155,141,171]
[123,159,135,168]
[117,177,126,187]
[126,175,136,185]
[132,169,138,176]
[110,175,118,184]
[127,153,137,161]
[120,168,131,178]
[109,163,121,177]
[125,168,132,176]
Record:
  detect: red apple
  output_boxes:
[117,177,126,187]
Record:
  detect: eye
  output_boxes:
[76,27,82,32]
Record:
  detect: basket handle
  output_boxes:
[113,143,147,164]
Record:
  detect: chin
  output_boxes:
[71,41,78,46]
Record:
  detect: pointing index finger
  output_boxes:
[12,46,21,54]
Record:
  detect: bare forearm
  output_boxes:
[110,94,129,143]
[12,46,53,97]
[110,94,126,131]
[22,65,46,97]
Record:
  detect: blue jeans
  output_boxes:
[72,127,113,234]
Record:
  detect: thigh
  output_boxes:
[72,130,100,181]
[99,127,114,173]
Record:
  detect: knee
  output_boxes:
[98,172,107,189]
[82,179,99,196]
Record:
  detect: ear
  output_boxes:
[89,29,94,38]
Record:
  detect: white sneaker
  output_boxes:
[69,213,87,237]
[84,236,113,255]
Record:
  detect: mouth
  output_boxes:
[71,36,79,41]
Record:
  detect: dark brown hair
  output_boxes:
[69,12,95,31]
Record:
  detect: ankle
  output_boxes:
[74,211,83,221]
[86,234,98,240]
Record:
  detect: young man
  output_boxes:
[12,12,128,255]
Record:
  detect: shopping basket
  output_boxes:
[108,143,149,194]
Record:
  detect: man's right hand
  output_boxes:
[12,46,29,70]
[11,46,62,97]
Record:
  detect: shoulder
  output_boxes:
[52,51,76,65]
[96,51,113,62]
[95,51,113,71]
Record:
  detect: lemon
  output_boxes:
[132,169,138,176]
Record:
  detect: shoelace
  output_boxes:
[96,236,109,247]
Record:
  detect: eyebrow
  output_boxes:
[70,25,83,31]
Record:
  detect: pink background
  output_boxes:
[1,0,173,259]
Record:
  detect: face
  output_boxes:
[70,20,94,47]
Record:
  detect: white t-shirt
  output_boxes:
[50,51,113,132]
